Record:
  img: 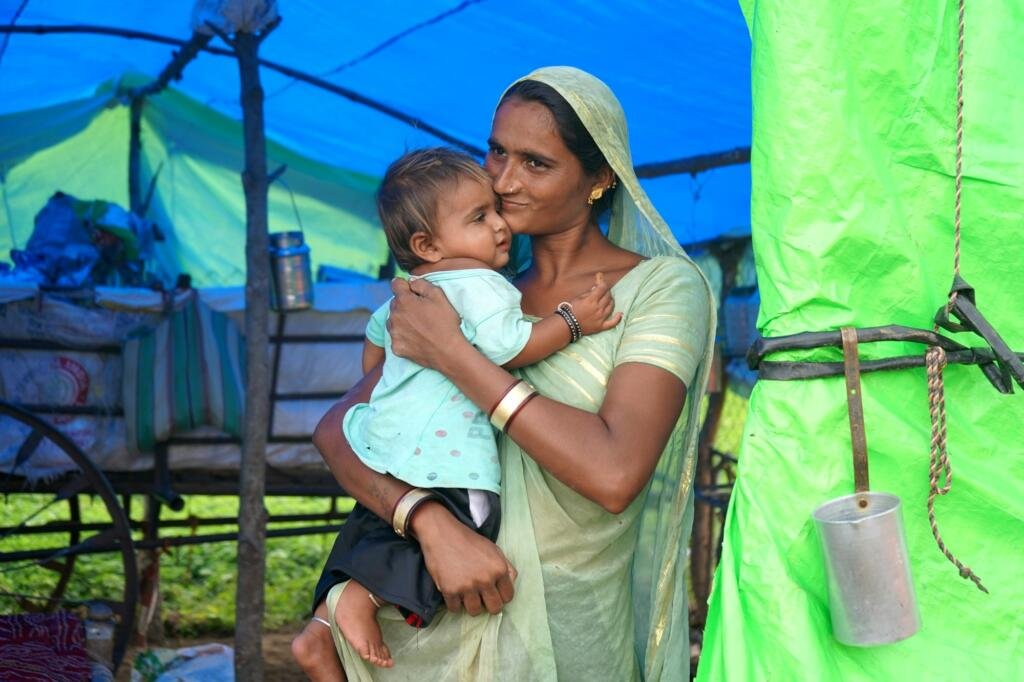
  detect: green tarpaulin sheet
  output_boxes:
[0,76,387,287]
[699,1,1023,679]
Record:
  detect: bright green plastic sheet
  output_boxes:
[0,76,387,287]
[699,1,1024,679]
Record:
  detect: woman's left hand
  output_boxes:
[387,277,467,369]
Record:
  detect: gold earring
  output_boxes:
[588,187,605,206]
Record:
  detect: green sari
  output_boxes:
[327,67,716,681]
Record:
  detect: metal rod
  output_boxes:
[7,404,123,416]
[268,314,286,441]
[0,338,121,353]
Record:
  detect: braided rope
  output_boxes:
[953,0,965,283]
[925,347,987,592]
[922,0,986,593]
[937,0,966,334]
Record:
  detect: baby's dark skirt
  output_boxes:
[312,487,500,627]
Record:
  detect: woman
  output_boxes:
[294,67,716,681]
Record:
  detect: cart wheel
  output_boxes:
[15,494,80,613]
[0,400,137,672]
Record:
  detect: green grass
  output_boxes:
[1,389,748,637]
[1,493,353,637]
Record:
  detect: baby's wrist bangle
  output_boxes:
[391,488,439,539]
[554,301,583,342]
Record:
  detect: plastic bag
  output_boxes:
[132,643,234,682]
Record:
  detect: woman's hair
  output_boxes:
[499,79,617,215]
[377,148,491,271]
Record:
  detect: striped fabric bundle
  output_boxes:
[122,293,245,454]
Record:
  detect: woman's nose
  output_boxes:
[490,159,518,195]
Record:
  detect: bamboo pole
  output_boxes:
[230,23,275,680]
[0,24,482,156]
[128,98,143,215]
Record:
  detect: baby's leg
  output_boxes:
[335,580,394,668]
[291,601,347,681]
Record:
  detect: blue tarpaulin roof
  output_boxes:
[0,1,751,285]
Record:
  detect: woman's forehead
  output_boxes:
[490,99,565,151]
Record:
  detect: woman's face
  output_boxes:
[484,97,598,237]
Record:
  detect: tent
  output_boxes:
[0,1,753,287]
[698,1,1024,680]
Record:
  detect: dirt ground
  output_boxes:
[116,628,306,681]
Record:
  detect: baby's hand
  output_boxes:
[566,273,623,336]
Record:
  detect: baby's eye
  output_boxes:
[473,212,487,222]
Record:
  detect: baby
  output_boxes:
[315,147,620,667]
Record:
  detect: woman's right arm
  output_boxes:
[312,366,517,615]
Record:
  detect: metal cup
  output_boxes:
[269,231,314,311]
[813,491,920,646]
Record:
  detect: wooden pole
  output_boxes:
[128,98,143,214]
[0,24,483,157]
[127,30,212,215]
[690,385,725,627]
[232,27,272,681]
[634,146,751,179]
[2,24,753,173]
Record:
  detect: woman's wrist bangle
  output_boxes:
[391,488,439,539]
[503,390,540,433]
[488,379,523,420]
[490,381,538,432]
[555,302,583,342]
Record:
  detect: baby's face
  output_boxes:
[431,177,512,269]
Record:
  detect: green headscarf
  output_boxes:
[506,66,718,680]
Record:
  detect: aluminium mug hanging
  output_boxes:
[812,327,920,646]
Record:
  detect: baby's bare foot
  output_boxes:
[335,581,393,668]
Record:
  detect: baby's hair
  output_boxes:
[377,148,492,271]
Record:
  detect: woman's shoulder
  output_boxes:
[619,255,709,296]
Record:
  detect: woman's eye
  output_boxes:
[488,144,506,157]
[526,158,547,169]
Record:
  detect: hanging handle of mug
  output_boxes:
[840,327,870,496]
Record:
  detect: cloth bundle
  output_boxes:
[122,292,245,454]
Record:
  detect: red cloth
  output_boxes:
[0,611,93,681]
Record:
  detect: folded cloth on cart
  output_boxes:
[122,292,245,454]
[0,280,193,311]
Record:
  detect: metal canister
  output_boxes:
[268,231,314,311]
[813,491,921,646]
